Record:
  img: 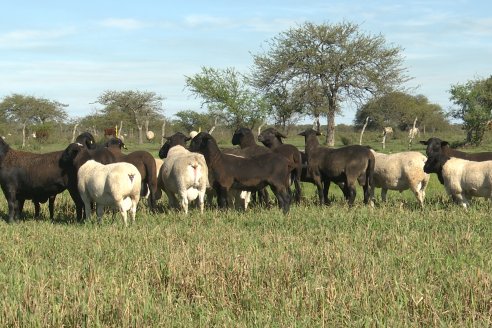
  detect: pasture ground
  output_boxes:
[1,132,491,326]
[1,175,491,326]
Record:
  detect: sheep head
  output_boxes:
[231,127,255,147]
[60,143,84,167]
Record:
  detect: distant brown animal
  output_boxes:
[104,128,117,138]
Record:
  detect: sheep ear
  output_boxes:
[441,141,449,147]
[419,140,428,145]
[298,131,306,136]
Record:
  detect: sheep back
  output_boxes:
[372,151,429,191]
[77,160,142,207]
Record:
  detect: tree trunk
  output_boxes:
[22,123,26,148]
[161,119,166,147]
[71,123,79,142]
[325,110,336,146]
[359,117,369,145]
[118,121,123,138]
[137,125,143,144]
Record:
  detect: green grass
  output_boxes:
[1,175,491,326]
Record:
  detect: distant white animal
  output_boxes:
[371,150,429,207]
[77,160,142,225]
[146,131,155,141]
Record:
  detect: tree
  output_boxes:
[185,67,268,129]
[0,94,68,147]
[96,90,164,144]
[173,110,214,133]
[252,21,409,145]
[354,92,448,132]
[264,85,307,130]
[449,76,492,145]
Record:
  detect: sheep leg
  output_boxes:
[48,196,56,221]
[293,176,302,203]
[323,180,331,205]
[343,183,357,206]
[381,188,388,202]
[198,190,206,214]
[179,190,189,214]
[119,207,128,226]
[216,186,228,208]
[6,193,16,223]
[96,205,104,224]
[33,201,41,219]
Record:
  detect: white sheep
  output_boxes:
[371,150,430,206]
[77,160,142,225]
[158,145,209,214]
[425,156,492,208]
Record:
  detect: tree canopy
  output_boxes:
[0,94,68,147]
[354,92,448,132]
[96,90,164,143]
[251,21,410,145]
[449,76,492,145]
[185,67,268,129]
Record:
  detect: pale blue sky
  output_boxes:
[1,1,491,124]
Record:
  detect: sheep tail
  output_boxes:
[128,173,136,184]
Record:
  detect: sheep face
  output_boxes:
[189,132,213,153]
[258,128,286,147]
[105,137,126,150]
[231,128,254,146]
[60,143,84,167]
[75,132,96,149]
[419,137,449,157]
[159,132,190,159]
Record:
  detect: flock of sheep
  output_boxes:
[1,127,492,225]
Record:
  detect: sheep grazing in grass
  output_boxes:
[370,150,430,207]
[77,160,141,225]
[424,153,492,208]
[158,145,209,214]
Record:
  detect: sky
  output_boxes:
[1,0,491,125]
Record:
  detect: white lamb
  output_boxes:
[158,145,209,214]
[425,156,492,208]
[371,150,430,206]
[77,160,142,226]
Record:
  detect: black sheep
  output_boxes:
[0,137,69,222]
[189,132,291,214]
[257,128,303,203]
[420,137,492,162]
[298,128,374,206]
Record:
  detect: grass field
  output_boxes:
[1,133,492,326]
[1,174,491,326]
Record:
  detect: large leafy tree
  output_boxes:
[354,92,448,132]
[185,67,268,129]
[252,21,409,145]
[173,110,214,133]
[96,90,164,144]
[0,94,67,147]
[449,76,492,145]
